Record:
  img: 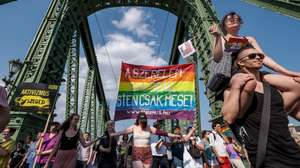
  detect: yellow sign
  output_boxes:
[10,83,58,114]
[15,95,50,109]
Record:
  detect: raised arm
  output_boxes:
[150,127,181,139]
[209,23,223,62]
[182,127,196,142]
[110,125,134,137]
[247,36,300,77]
[263,74,300,120]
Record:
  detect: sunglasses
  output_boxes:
[240,53,265,61]
[226,17,241,23]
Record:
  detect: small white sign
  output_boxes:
[178,40,196,59]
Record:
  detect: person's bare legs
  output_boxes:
[143,163,151,168]
[132,161,144,168]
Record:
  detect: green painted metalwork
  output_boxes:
[0,0,16,5]
[79,18,110,121]
[8,0,225,139]
[242,0,300,20]
[65,30,80,117]
[90,85,97,138]
[79,67,95,132]
[7,0,300,140]
[98,104,105,136]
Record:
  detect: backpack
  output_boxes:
[207,37,233,93]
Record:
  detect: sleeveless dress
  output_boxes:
[230,85,300,167]
[53,129,80,168]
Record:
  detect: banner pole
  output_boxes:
[33,89,59,168]
[193,56,201,133]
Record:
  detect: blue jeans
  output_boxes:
[172,156,183,168]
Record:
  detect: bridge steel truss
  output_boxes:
[242,0,300,20]
[7,0,300,139]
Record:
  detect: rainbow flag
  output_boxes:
[114,62,196,121]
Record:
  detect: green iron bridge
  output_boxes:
[2,0,300,140]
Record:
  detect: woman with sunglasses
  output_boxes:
[44,113,101,168]
[110,112,182,168]
[222,45,300,167]
[209,11,300,77]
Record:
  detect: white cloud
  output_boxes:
[112,8,154,37]
[95,33,167,120]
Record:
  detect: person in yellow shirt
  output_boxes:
[0,127,16,167]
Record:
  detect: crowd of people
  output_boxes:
[1,11,300,168]
[0,115,251,168]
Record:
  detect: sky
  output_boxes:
[0,0,299,131]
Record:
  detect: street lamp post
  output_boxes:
[2,59,23,90]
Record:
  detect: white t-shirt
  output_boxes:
[183,136,203,168]
[208,131,228,157]
[77,142,92,161]
[150,135,168,156]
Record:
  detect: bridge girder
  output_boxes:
[9,0,223,139]
[242,0,300,20]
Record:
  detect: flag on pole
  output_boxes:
[178,40,196,59]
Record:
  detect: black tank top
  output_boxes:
[231,86,300,167]
[59,129,80,150]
